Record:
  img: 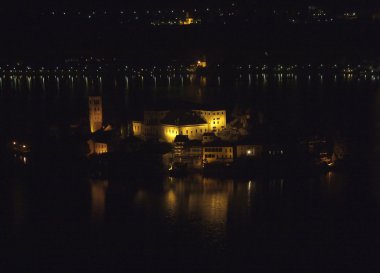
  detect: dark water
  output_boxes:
[1,73,380,272]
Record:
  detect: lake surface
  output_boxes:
[1,73,380,272]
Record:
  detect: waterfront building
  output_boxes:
[202,141,234,164]
[173,135,189,159]
[173,135,203,168]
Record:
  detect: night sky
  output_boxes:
[3,0,379,11]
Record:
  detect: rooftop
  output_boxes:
[174,135,190,143]
[161,110,207,126]
[202,140,234,147]
[90,128,113,143]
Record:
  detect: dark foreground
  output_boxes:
[1,159,380,273]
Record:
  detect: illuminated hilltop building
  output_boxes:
[197,59,207,68]
[133,109,227,143]
[180,12,200,25]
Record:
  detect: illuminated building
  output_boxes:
[89,96,103,133]
[161,111,209,143]
[193,110,226,132]
[179,12,199,25]
[133,108,227,143]
[132,121,143,137]
[196,60,207,68]
[203,141,234,164]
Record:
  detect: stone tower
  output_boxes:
[89,96,103,133]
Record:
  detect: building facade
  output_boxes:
[202,143,234,164]
[193,110,227,133]
[88,140,108,155]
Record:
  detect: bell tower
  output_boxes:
[89,96,103,133]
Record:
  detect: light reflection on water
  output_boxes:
[4,163,380,273]
[90,179,108,225]
[131,174,290,248]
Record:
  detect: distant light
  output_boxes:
[13,141,16,145]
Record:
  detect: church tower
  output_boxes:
[89,96,103,133]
